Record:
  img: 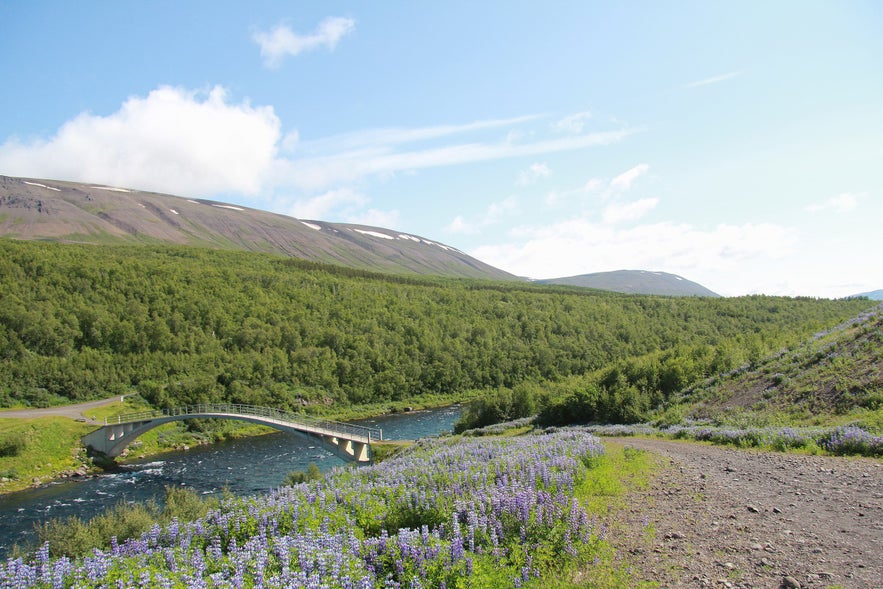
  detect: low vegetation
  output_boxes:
[3,427,656,589]
[30,486,217,559]
[582,422,883,457]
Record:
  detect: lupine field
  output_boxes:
[1,430,612,588]
[584,423,883,456]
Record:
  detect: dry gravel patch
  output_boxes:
[603,437,882,589]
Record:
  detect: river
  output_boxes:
[0,404,462,557]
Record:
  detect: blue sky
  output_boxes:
[1,1,881,297]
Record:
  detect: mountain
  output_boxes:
[0,175,516,280]
[537,269,719,297]
[851,289,883,300]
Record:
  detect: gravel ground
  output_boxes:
[603,437,883,589]
[0,396,126,423]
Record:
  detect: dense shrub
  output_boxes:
[0,432,27,457]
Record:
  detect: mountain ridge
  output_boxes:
[537,269,719,297]
[0,175,516,280]
[851,289,883,300]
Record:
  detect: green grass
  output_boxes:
[525,442,658,589]
[370,439,413,463]
[0,417,95,493]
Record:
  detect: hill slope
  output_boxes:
[0,239,872,410]
[677,302,883,425]
[538,270,719,297]
[0,175,515,280]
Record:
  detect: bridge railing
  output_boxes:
[108,403,383,441]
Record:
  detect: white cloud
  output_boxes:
[486,196,519,220]
[472,218,797,291]
[0,90,633,228]
[279,128,632,192]
[288,187,368,220]
[516,162,551,186]
[686,71,741,88]
[602,198,659,224]
[446,215,473,234]
[609,163,649,193]
[253,17,356,68]
[447,196,519,234]
[347,208,400,228]
[544,177,604,207]
[584,178,603,191]
[0,86,280,197]
[286,187,399,227]
[303,115,541,155]
[553,111,592,134]
[805,192,860,214]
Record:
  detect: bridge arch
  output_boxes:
[82,404,382,463]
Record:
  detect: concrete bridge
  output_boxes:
[82,403,383,463]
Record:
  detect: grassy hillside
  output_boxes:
[0,239,874,417]
[673,302,883,428]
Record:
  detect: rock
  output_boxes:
[747,504,760,513]
[772,506,782,513]
[781,575,801,588]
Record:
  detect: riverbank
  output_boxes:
[0,404,465,558]
[0,394,472,495]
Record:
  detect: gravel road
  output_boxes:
[604,437,883,589]
[0,396,126,423]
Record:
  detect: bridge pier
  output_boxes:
[82,420,154,457]
[319,436,371,463]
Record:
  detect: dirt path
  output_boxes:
[604,437,883,589]
[0,396,126,424]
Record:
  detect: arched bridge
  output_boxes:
[82,404,383,463]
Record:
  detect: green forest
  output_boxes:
[0,239,874,423]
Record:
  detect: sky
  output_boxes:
[1,1,881,298]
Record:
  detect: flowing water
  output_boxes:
[0,404,462,557]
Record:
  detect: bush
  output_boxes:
[283,462,321,486]
[0,432,27,457]
[33,486,215,558]
[162,485,209,521]
[823,426,883,457]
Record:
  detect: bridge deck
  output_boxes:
[108,403,382,442]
